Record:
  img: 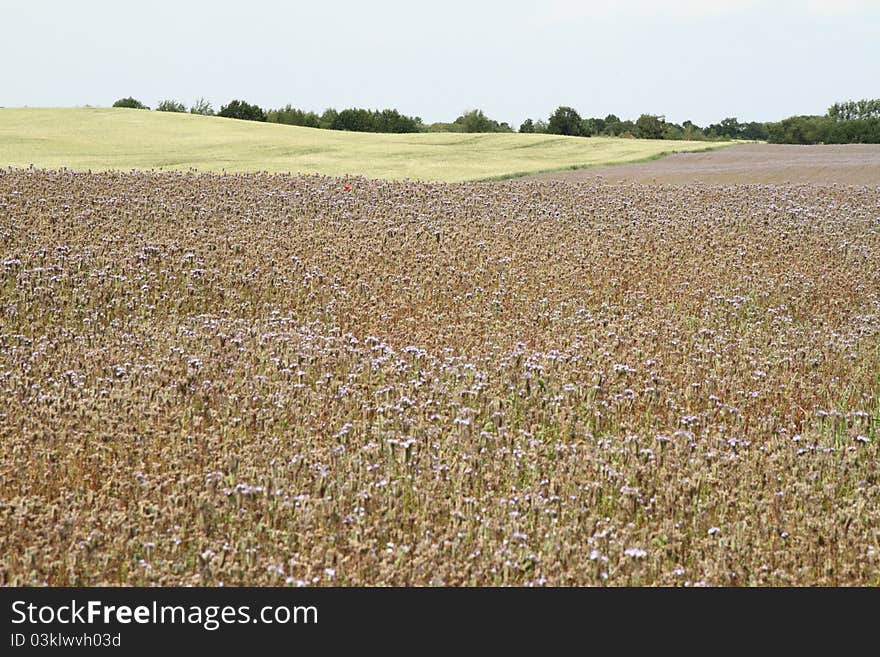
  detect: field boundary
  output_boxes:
[478,144,740,182]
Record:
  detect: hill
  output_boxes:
[0,107,728,182]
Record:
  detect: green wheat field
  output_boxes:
[0,107,727,181]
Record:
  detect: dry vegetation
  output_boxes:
[1,168,879,586]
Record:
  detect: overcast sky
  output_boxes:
[3,0,878,126]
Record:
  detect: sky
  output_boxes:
[2,0,879,127]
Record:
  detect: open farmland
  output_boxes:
[0,108,726,182]
[2,169,880,586]
[532,143,880,185]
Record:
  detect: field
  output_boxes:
[0,108,726,182]
[532,143,880,185]
[2,168,880,586]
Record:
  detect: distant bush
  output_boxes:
[156,99,186,113]
[324,107,422,133]
[767,115,830,144]
[580,118,602,137]
[537,108,764,141]
[428,116,511,133]
[532,119,549,134]
[764,98,880,144]
[680,120,704,140]
[520,118,550,134]
[740,122,769,140]
[662,123,685,140]
[218,100,267,122]
[332,108,374,132]
[113,97,149,110]
[189,97,214,116]
[374,108,422,133]
[767,114,880,144]
[427,122,463,133]
[825,117,880,143]
[319,108,338,130]
[601,114,622,136]
[267,105,321,128]
[616,120,636,137]
[453,109,512,133]
[702,117,768,140]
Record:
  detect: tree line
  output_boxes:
[767,98,880,144]
[519,106,768,141]
[111,96,880,144]
[265,106,513,134]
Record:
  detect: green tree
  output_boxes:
[331,108,375,132]
[634,114,665,139]
[828,98,880,121]
[218,100,267,122]
[374,108,421,133]
[426,122,461,132]
[319,108,339,129]
[741,121,769,140]
[113,97,149,110]
[450,109,512,133]
[189,97,214,116]
[663,122,684,140]
[766,115,829,144]
[618,120,636,136]
[705,117,744,139]
[603,114,623,136]
[579,118,598,136]
[455,109,510,133]
[156,99,186,113]
[547,106,583,136]
[457,109,490,132]
[519,118,535,133]
[681,120,705,140]
[267,105,320,127]
[824,117,880,143]
[588,117,606,134]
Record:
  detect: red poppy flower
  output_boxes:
[343,185,351,191]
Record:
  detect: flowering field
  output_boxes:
[1,169,879,586]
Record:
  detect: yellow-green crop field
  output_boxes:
[0,108,727,181]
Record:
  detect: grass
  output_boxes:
[0,107,730,182]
